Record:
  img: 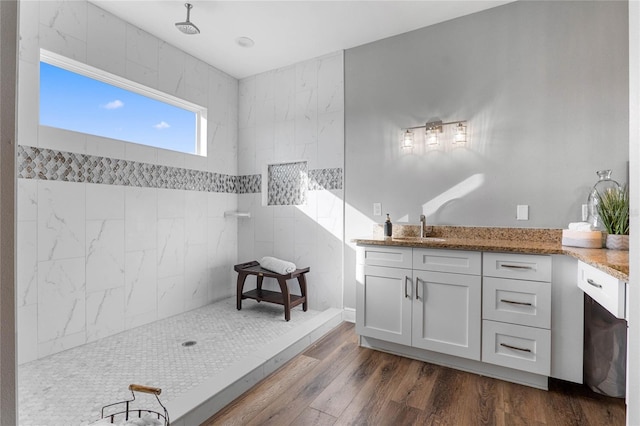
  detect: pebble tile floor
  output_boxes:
[18,297,320,426]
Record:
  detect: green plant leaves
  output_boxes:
[596,186,629,235]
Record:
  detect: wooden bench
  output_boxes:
[234,261,310,321]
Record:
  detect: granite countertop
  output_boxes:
[561,246,628,282]
[353,225,629,282]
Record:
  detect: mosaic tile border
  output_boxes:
[236,174,262,194]
[17,145,342,194]
[309,168,342,191]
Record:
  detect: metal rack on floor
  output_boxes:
[96,384,169,426]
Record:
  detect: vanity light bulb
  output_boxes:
[401,130,414,150]
[426,127,439,146]
[454,122,467,144]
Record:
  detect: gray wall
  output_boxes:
[344,0,629,309]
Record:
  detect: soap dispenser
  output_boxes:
[384,214,392,239]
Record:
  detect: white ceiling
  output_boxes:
[90,0,514,79]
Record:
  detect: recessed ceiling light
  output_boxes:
[235,36,255,48]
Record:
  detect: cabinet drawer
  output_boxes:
[357,245,413,269]
[482,320,551,376]
[577,261,626,319]
[483,253,551,282]
[483,277,551,329]
[413,249,481,275]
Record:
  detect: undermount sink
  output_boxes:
[392,237,446,242]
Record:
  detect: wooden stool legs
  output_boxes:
[236,274,307,321]
[276,278,291,321]
[297,274,308,312]
[236,272,248,311]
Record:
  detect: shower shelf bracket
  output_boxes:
[224,211,251,218]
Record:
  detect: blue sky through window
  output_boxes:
[40,62,197,154]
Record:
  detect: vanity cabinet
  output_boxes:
[356,244,585,388]
[481,253,552,376]
[356,245,481,361]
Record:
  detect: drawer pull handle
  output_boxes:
[415,277,420,300]
[500,343,532,353]
[500,299,533,307]
[587,278,603,289]
[500,264,534,270]
[405,276,410,298]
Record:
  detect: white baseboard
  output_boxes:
[342,307,356,323]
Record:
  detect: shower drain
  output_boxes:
[181,340,197,347]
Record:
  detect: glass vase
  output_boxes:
[587,170,620,231]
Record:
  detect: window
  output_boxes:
[39,50,206,156]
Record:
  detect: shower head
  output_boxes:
[175,3,200,35]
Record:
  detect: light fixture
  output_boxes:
[175,3,200,35]
[401,119,467,149]
[401,129,414,150]
[236,36,255,48]
[454,122,467,144]
[425,121,442,146]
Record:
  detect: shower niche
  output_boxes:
[263,161,309,206]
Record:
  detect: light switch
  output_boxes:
[373,203,382,216]
[517,205,529,221]
[582,204,589,221]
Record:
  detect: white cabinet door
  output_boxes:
[412,270,481,360]
[356,264,413,346]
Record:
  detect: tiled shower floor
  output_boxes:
[18,297,338,426]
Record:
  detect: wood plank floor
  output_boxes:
[201,322,626,426]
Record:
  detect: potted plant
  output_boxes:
[597,185,629,250]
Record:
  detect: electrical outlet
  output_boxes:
[516,205,529,221]
[373,203,382,216]
[582,204,588,221]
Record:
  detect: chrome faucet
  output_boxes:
[420,214,426,238]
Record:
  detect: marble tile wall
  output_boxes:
[238,52,345,312]
[16,0,239,364]
[18,179,238,364]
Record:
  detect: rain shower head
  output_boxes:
[175,3,200,35]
